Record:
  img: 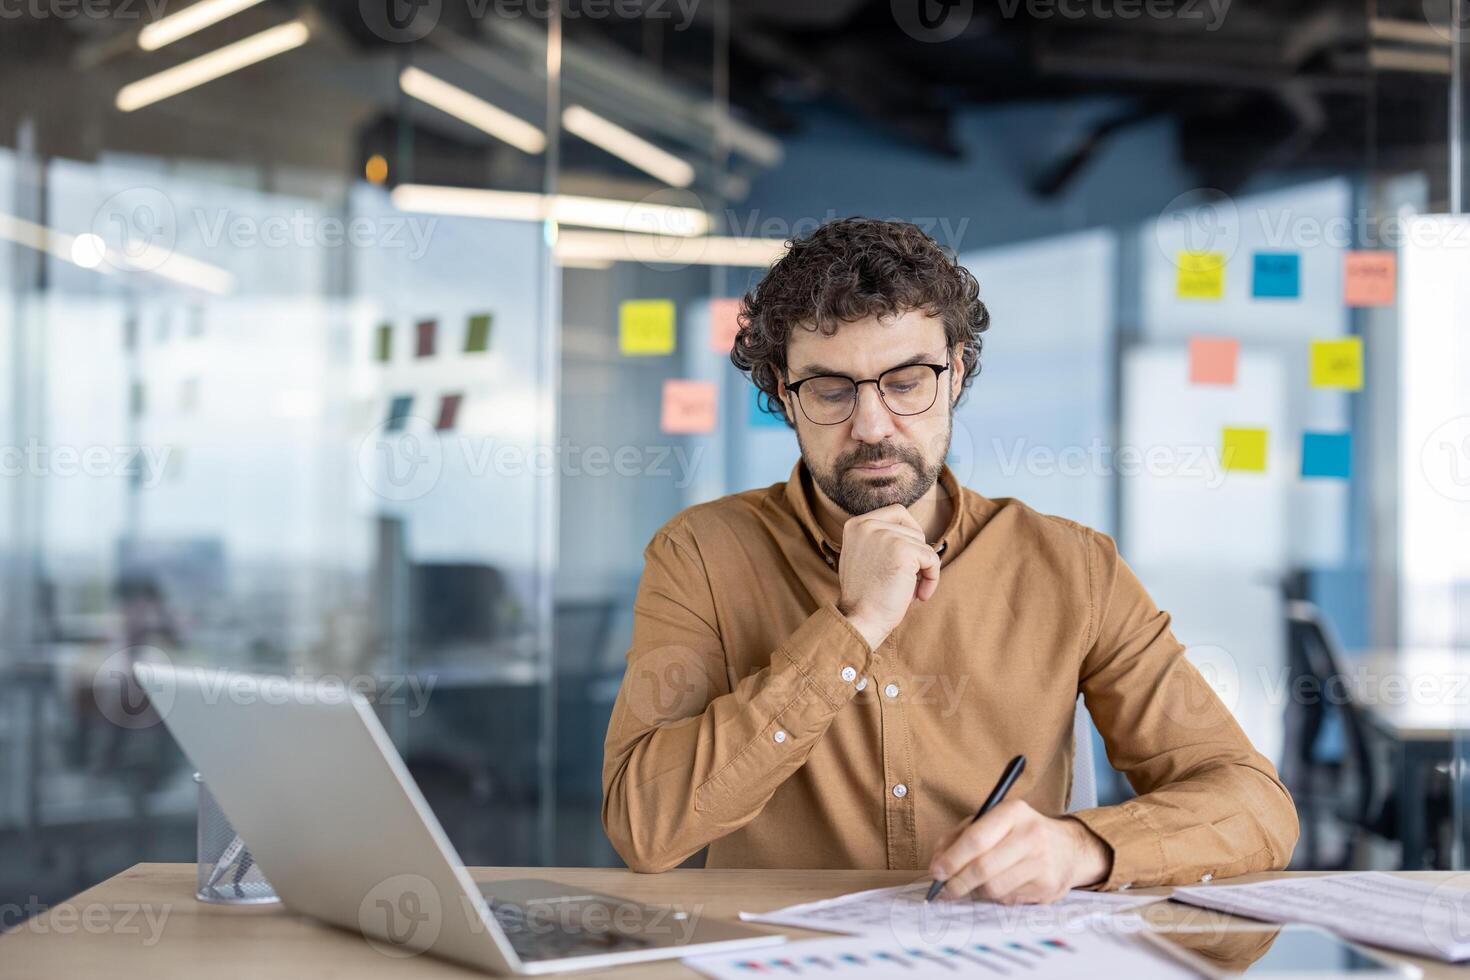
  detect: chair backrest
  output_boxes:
[1067,695,1099,813]
[1284,599,1377,826]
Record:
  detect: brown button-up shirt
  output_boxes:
[602,462,1298,886]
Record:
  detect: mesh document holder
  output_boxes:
[194,773,278,905]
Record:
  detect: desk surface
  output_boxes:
[1356,648,1470,740]
[1,865,1464,978]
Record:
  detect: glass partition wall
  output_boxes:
[0,10,558,905]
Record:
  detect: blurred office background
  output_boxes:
[1,0,1469,915]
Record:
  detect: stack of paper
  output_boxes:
[685,881,1174,978]
[738,880,1159,939]
[1171,872,1470,962]
[684,926,1197,979]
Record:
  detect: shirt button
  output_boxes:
[892,783,908,798]
[773,730,787,744]
[1119,883,1133,890]
[884,683,899,699]
[854,676,868,692]
[1200,873,1213,882]
[840,666,857,683]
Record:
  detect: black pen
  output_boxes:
[925,754,1027,902]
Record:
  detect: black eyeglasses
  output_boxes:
[785,363,949,426]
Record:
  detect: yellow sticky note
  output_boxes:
[619,299,676,355]
[1176,251,1225,300]
[1310,337,1363,391]
[1222,427,1268,472]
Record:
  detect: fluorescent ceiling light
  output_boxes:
[138,0,270,51]
[399,67,547,155]
[391,184,709,237]
[0,213,234,293]
[0,214,115,272]
[562,105,695,188]
[117,19,309,112]
[554,230,786,268]
[557,254,614,270]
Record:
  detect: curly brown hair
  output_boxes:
[730,217,990,427]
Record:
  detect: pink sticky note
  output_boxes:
[1343,251,1396,307]
[1189,336,1239,386]
[661,380,718,435]
[708,298,743,354]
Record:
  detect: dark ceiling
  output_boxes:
[0,0,1461,201]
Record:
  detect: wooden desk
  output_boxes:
[1355,648,1470,869]
[2,865,1465,978]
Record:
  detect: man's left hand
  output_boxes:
[926,800,1112,903]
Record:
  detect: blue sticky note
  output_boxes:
[1253,252,1300,299]
[386,395,413,432]
[749,387,787,428]
[1301,431,1351,479]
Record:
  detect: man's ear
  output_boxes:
[774,377,795,422]
[949,344,966,404]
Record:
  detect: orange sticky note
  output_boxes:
[1343,251,1396,307]
[1189,336,1239,386]
[660,380,718,435]
[708,298,743,354]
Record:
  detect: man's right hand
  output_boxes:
[836,504,941,650]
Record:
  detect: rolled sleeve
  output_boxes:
[602,527,872,873]
[1073,529,1299,888]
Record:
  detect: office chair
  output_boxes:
[1284,599,1452,868]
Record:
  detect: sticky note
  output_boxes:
[1343,251,1396,307]
[750,387,787,427]
[376,323,392,362]
[1310,337,1363,390]
[436,393,462,431]
[708,298,743,354]
[660,380,717,434]
[1252,252,1300,299]
[415,319,436,357]
[1176,251,1225,300]
[620,299,676,355]
[1301,431,1351,479]
[386,395,412,432]
[1222,427,1268,472]
[1188,336,1239,386]
[465,313,492,353]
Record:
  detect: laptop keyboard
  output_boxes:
[489,899,657,963]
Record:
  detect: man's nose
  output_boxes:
[847,383,896,443]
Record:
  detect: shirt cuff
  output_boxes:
[774,603,874,709]
[1068,802,1163,891]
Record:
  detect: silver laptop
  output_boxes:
[133,662,784,975]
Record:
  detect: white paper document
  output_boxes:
[1171,871,1470,961]
[739,879,1160,940]
[684,926,1198,980]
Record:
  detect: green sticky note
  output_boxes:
[1222,427,1268,472]
[376,323,392,362]
[619,300,676,355]
[465,313,492,353]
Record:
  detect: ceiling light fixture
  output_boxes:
[117,19,309,112]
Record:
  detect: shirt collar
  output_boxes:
[784,459,967,562]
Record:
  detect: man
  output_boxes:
[602,218,1297,902]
